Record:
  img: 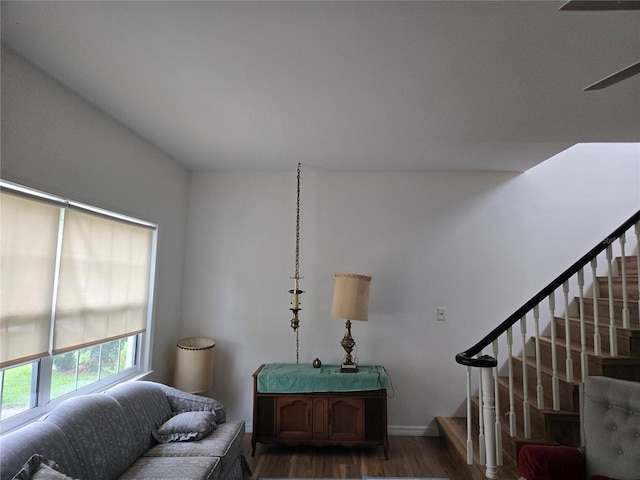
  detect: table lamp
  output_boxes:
[173,337,215,393]
[330,273,371,372]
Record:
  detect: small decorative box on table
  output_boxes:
[252,363,390,458]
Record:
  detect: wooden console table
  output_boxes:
[251,363,389,458]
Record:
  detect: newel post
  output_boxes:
[480,357,498,479]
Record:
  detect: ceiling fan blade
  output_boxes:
[583,61,640,90]
[560,1,640,10]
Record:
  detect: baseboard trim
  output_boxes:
[388,425,439,436]
[245,423,439,437]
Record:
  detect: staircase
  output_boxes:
[437,211,640,480]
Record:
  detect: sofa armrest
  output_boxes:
[158,384,227,424]
[518,445,585,480]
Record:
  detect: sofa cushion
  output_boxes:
[153,411,217,443]
[116,456,220,480]
[41,393,138,480]
[104,380,174,455]
[0,422,82,480]
[145,420,245,475]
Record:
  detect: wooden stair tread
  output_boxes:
[556,315,640,333]
[537,336,640,360]
[436,416,517,480]
[582,296,639,305]
[595,275,639,279]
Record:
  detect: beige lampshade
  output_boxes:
[330,273,371,321]
[173,337,215,394]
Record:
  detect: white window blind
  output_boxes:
[0,192,60,368]
[53,208,153,354]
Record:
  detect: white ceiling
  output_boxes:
[2,1,639,172]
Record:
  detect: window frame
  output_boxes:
[0,180,157,433]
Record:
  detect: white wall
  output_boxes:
[182,146,638,434]
[1,46,190,384]
[3,43,638,436]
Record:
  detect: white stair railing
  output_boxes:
[455,211,640,479]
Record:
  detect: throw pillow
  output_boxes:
[162,386,226,424]
[11,455,74,480]
[32,464,74,480]
[153,411,217,443]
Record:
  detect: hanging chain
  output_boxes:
[295,163,301,364]
[295,162,301,281]
[289,162,303,363]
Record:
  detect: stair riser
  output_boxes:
[511,357,580,411]
[577,299,639,325]
[472,382,560,445]
[596,276,639,301]
[616,256,639,276]
[540,413,580,447]
[554,317,636,356]
[472,389,580,454]
[537,341,602,377]
[538,341,640,381]
[598,362,640,382]
[494,384,550,441]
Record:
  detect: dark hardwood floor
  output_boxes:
[242,434,472,479]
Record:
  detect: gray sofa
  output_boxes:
[0,381,251,480]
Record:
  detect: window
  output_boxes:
[0,181,157,430]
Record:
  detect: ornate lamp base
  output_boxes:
[340,319,358,373]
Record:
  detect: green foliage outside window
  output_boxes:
[1,337,135,419]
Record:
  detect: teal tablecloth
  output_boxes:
[257,363,389,393]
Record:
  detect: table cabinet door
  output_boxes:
[275,396,312,441]
[328,397,364,441]
[312,397,328,439]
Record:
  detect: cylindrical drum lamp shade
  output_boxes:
[330,273,371,321]
[174,337,215,394]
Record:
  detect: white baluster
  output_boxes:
[533,304,544,410]
[606,245,618,356]
[636,222,640,329]
[492,340,503,467]
[520,315,531,439]
[591,258,601,356]
[506,327,516,436]
[579,381,586,452]
[466,366,473,465]
[478,357,486,467]
[549,292,560,411]
[481,367,498,479]
[578,268,588,382]
[563,280,574,383]
[636,222,640,328]
[620,234,630,329]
